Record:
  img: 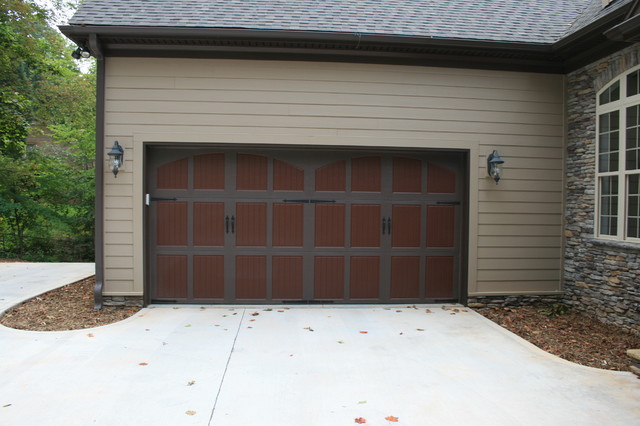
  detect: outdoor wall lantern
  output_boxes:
[71,46,91,59]
[487,150,505,184]
[107,141,124,177]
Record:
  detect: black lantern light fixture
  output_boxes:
[71,46,91,59]
[107,141,124,177]
[487,150,505,184]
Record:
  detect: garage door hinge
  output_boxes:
[145,194,178,205]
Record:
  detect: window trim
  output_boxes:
[595,65,640,243]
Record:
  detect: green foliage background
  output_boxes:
[0,0,95,261]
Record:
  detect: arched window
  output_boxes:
[596,66,640,241]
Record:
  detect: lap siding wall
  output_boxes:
[102,57,565,301]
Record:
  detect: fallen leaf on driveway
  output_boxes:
[172,307,180,310]
[187,380,195,386]
[247,326,253,329]
[184,324,192,327]
[87,333,94,338]
[358,400,367,404]
[249,319,255,322]
[277,310,285,312]
[337,340,345,344]
[251,312,260,316]
[416,328,425,331]
[139,362,148,366]
[304,326,314,332]
[355,417,367,424]
[425,309,432,313]
[385,415,399,422]
[214,324,220,326]
[185,410,196,416]
[3,404,11,408]
[263,308,272,311]
[359,331,368,334]
[395,310,402,312]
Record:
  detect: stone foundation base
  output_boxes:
[102,296,144,308]
[466,294,563,309]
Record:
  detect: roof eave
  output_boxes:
[59,24,564,73]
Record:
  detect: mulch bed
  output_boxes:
[0,276,140,331]
[477,306,640,372]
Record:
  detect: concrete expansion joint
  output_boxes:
[209,308,246,425]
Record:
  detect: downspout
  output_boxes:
[89,34,105,310]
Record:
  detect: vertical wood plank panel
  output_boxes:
[156,255,187,298]
[273,159,304,191]
[194,202,225,246]
[350,204,381,247]
[391,256,420,298]
[352,156,381,192]
[156,201,187,246]
[350,256,380,299]
[236,202,267,246]
[393,157,422,193]
[315,204,346,247]
[392,204,421,247]
[193,255,224,298]
[272,256,303,299]
[315,160,346,191]
[236,255,267,299]
[427,162,456,193]
[426,256,455,298]
[194,153,224,189]
[237,153,268,190]
[426,205,455,247]
[157,157,188,189]
[314,256,344,299]
[273,203,304,247]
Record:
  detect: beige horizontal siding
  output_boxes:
[102,57,565,297]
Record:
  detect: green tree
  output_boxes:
[0,0,96,261]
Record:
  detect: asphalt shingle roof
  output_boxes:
[67,0,631,45]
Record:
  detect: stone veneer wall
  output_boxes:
[564,43,640,335]
[102,295,144,308]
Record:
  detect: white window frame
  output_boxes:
[595,65,640,243]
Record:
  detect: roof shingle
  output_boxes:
[68,0,623,45]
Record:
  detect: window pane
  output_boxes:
[599,81,620,105]
[600,114,610,132]
[628,174,640,238]
[600,176,619,236]
[627,105,638,127]
[627,147,640,171]
[628,71,640,97]
[610,110,620,130]
[612,81,620,102]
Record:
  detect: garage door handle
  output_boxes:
[231,216,235,234]
[382,217,387,235]
[225,216,229,234]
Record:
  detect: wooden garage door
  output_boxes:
[147,147,464,303]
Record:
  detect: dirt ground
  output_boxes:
[1,275,638,372]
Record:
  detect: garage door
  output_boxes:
[146,147,464,304]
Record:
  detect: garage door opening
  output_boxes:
[146,146,466,304]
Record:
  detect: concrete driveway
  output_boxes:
[0,264,639,425]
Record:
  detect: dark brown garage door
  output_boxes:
[146,147,464,304]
